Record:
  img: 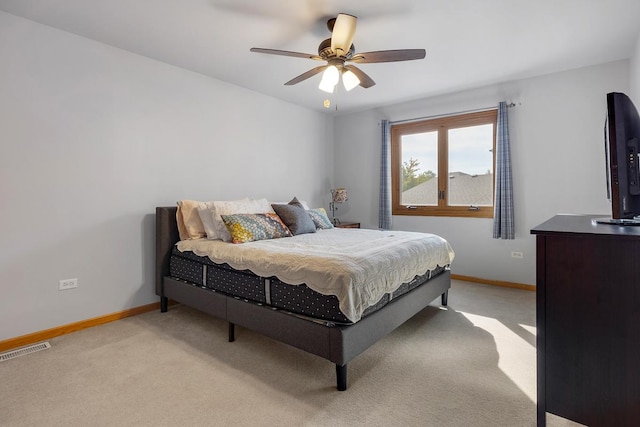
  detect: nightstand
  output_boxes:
[335,222,360,229]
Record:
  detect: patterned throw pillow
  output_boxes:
[221,213,292,244]
[203,198,274,242]
[308,208,334,229]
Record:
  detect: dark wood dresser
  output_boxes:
[531,215,640,427]
[335,222,360,229]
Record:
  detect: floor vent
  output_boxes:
[0,342,51,362]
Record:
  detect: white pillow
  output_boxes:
[197,200,234,239]
[177,200,207,240]
[199,198,275,242]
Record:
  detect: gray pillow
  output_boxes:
[272,203,316,235]
[288,196,304,208]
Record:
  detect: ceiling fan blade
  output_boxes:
[344,65,376,88]
[330,14,357,56]
[350,49,426,63]
[250,48,322,61]
[284,65,327,86]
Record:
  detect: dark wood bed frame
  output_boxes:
[155,206,451,390]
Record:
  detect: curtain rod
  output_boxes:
[389,102,518,125]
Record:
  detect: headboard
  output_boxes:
[155,206,179,298]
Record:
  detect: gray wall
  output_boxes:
[1,9,636,342]
[0,12,333,341]
[632,30,640,102]
[334,60,629,286]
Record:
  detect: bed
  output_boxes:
[155,205,453,390]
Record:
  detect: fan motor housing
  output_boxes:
[318,38,354,60]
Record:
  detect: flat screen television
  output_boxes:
[596,92,640,225]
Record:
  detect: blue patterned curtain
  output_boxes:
[379,120,392,230]
[493,102,515,239]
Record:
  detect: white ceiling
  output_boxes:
[1,0,639,114]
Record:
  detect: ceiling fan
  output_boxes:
[250,13,426,93]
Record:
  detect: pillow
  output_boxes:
[196,200,219,239]
[221,213,292,244]
[176,205,188,241]
[270,199,311,210]
[177,200,207,240]
[308,208,334,229]
[288,196,304,208]
[200,198,275,242]
[197,198,248,239]
[272,202,317,235]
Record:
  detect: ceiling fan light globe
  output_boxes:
[319,65,339,93]
[342,69,360,91]
[321,65,340,86]
[331,14,357,54]
[318,80,335,93]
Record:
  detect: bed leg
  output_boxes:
[441,290,448,306]
[160,296,168,313]
[228,322,235,342]
[336,364,348,391]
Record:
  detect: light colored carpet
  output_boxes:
[0,281,577,426]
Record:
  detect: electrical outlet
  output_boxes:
[511,251,524,259]
[58,278,78,291]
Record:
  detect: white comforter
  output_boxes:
[177,228,455,322]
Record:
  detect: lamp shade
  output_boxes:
[318,78,335,93]
[332,188,348,203]
[330,14,357,55]
[319,65,339,93]
[342,69,360,91]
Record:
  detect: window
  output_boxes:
[391,109,497,218]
